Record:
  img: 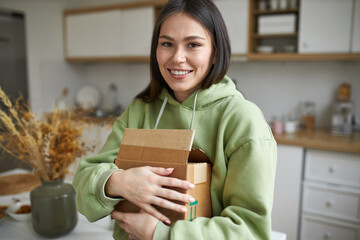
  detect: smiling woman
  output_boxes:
[73,1,277,240]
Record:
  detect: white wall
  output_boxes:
[80,60,360,128]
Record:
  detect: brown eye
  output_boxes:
[188,43,200,48]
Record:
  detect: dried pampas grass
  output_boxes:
[0,88,94,180]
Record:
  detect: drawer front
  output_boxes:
[303,184,360,223]
[305,149,360,188]
[301,216,359,240]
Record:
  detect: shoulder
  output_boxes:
[222,95,274,142]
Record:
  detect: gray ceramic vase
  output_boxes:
[30,179,78,238]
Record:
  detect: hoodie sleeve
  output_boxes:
[72,116,128,222]
[153,138,277,240]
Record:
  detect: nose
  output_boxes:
[172,46,186,63]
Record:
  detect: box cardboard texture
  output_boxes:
[114,128,212,223]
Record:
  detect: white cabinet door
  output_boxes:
[214,0,248,54]
[272,145,304,240]
[352,0,360,52]
[120,7,154,56]
[298,0,353,53]
[65,7,154,58]
[66,10,122,57]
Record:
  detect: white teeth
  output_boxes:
[171,70,190,76]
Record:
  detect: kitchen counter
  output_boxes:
[274,129,360,154]
[0,169,286,240]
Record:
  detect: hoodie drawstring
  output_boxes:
[154,95,169,130]
[154,92,199,130]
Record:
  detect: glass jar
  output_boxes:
[301,101,316,130]
[30,179,78,238]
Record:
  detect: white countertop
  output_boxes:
[0,169,286,240]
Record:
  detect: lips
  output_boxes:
[168,69,193,78]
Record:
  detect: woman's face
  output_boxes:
[156,12,215,103]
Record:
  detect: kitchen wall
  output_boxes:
[82,60,360,127]
[0,0,359,128]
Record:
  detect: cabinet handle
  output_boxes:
[324,232,332,239]
[326,199,335,208]
[328,165,337,173]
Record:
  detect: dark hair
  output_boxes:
[136,0,231,102]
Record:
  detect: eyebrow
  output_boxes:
[158,35,206,41]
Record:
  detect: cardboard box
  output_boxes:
[258,14,296,34]
[114,128,212,223]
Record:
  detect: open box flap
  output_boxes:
[121,128,194,151]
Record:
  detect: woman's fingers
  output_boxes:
[157,174,195,189]
[149,167,174,176]
[140,203,171,224]
[157,187,195,204]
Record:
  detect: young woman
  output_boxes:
[73,0,277,239]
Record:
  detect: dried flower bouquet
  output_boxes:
[0,88,94,181]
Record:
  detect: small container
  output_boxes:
[271,116,284,134]
[279,0,288,9]
[285,120,299,133]
[269,0,278,10]
[6,201,31,221]
[337,83,351,102]
[258,0,268,10]
[301,101,316,130]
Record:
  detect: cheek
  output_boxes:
[156,49,168,67]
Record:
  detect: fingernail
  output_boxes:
[181,207,187,212]
[165,219,171,225]
[188,196,195,202]
[166,168,174,172]
[188,183,195,188]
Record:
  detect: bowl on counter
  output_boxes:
[6,201,31,221]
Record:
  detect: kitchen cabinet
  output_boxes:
[272,145,303,240]
[247,0,300,56]
[64,1,166,62]
[300,149,360,240]
[214,0,248,56]
[247,0,360,61]
[298,0,353,53]
[65,10,122,58]
[352,0,360,52]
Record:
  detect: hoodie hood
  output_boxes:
[158,75,243,110]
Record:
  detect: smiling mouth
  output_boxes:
[169,69,193,76]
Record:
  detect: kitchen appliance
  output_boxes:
[331,102,353,136]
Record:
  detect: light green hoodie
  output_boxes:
[73,76,277,240]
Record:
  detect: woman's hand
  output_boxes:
[105,166,195,224]
[112,209,159,240]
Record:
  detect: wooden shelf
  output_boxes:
[247,53,360,61]
[253,33,298,39]
[66,56,150,62]
[254,8,299,15]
